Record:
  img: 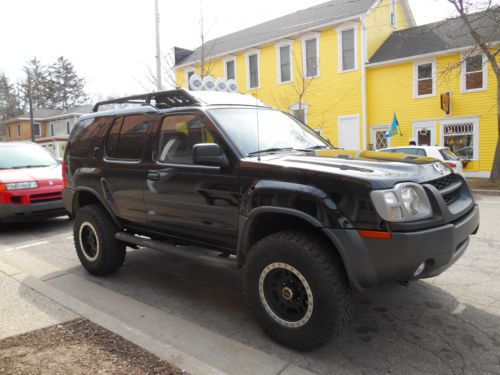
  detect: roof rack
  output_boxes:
[92,89,201,112]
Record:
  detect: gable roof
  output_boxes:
[175,0,380,67]
[0,105,93,126]
[370,7,500,64]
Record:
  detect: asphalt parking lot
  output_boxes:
[1,195,500,375]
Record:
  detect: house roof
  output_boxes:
[175,0,381,67]
[0,105,93,126]
[370,7,500,64]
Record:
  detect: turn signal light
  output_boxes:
[0,183,6,191]
[358,230,393,240]
[446,161,457,171]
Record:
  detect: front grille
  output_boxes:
[30,192,62,204]
[428,174,456,190]
[426,174,462,205]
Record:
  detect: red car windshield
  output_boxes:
[0,144,58,169]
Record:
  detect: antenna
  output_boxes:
[255,94,261,162]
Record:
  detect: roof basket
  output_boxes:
[93,89,201,112]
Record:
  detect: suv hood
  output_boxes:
[242,149,452,189]
[0,165,62,185]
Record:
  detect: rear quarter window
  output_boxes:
[69,117,102,157]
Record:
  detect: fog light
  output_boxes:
[413,262,426,277]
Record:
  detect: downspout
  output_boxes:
[361,15,368,150]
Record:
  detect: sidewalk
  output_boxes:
[0,268,76,340]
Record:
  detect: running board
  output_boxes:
[115,232,237,269]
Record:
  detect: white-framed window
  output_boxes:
[224,56,236,81]
[414,60,436,98]
[246,49,261,89]
[440,118,479,160]
[276,41,293,83]
[462,54,488,92]
[50,123,55,136]
[17,124,21,137]
[371,125,391,150]
[302,33,320,78]
[391,0,397,27]
[290,103,308,124]
[185,67,195,87]
[33,123,41,137]
[337,23,358,72]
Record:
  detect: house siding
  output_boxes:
[367,52,498,174]
[366,0,410,59]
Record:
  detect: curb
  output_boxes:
[0,259,317,375]
[0,261,223,375]
[472,189,500,197]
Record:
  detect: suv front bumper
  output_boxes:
[324,204,480,291]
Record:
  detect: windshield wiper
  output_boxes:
[247,147,294,157]
[304,145,332,151]
[11,165,52,169]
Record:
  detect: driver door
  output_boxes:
[144,111,240,249]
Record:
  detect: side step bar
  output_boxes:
[115,232,237,269]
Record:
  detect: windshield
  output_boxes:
[209,108,330,156]
[0,143,58,169]
[439,148,459,161]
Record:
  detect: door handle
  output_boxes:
[148,172,160,181]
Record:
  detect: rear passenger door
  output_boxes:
[101,113,154,225]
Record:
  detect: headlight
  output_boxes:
[5,181,39,191]
[371,183,432,222]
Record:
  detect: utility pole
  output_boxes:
[25,69,35,143]
[154,0,162,91]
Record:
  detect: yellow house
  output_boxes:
[173,0,499,177]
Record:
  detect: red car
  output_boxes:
[0,142,67,223]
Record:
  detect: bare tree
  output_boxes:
[273,51,317,124]
[446,1,500,179]
[197,1,217,80]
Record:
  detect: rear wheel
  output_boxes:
[74,204,125,275]
[242,230,352,350]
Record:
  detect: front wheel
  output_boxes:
[74,204,126,275]
[242,231,352,350]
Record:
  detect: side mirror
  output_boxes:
[193,143,229,167]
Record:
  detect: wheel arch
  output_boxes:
[72,187,121,228]
[237,207,360,290]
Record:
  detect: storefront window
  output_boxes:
[443,122,475,159]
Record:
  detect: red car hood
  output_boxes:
[0,165,63,185]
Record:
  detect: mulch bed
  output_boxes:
[0,319,186,375]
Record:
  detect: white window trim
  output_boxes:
[290,103,309,124]
[439,117,480,161]
[371,124,391,150]
[336,22,359,73]
[414,60,437,99]
[246,49,261,90]
[185,66,195,88]
[276,40,293,84]
[391,0,397,28]
[461,54,488,93]
[223,56,237,81]
[301,32,321,79]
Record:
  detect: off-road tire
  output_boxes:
[242,230,352,350]
[74,204,125,275]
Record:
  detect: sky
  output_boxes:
[0,0,479,100]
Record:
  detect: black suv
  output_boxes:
[63,90,480,350]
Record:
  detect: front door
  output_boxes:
[144,112,240,249]
[413,122,436,146]
[338,115,360,150]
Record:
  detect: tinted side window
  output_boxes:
[158,114,215,164]
[392,148,426,156]
[70,118,101,157]
[105,115,150,160]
